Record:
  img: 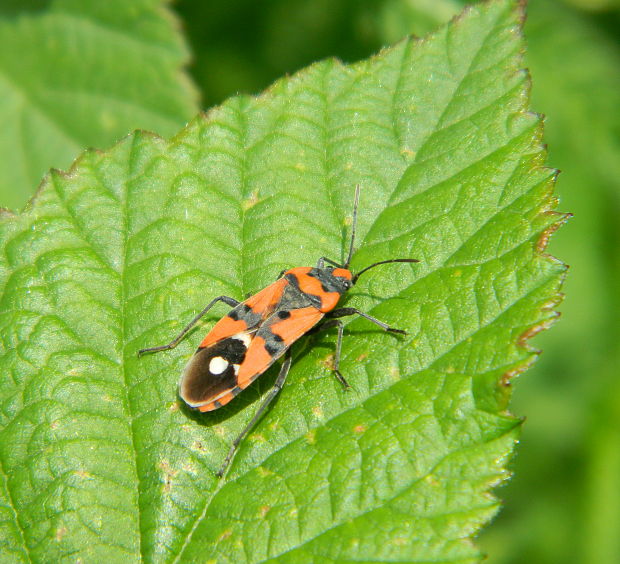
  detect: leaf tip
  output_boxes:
[535,211,572,254]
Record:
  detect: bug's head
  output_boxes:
[322,266,354,293]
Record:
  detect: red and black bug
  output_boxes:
[138,186,418,476]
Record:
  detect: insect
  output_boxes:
[138,186,418,476]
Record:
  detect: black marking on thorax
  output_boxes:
[309,268,348,294]
[285,273,322,309]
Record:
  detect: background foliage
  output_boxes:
[0,0,614,562]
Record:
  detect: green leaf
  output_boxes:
[0,1,565,562]
[0,0,198,210]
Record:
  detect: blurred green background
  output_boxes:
[1,0,618,562]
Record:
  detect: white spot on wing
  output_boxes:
[209,356,229,375]
[232,332,252,348]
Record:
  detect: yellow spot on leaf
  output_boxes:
[183,462,198,474]
[242,190,260,210]
[321,353,335,370]
[158,460,178,493]
[55,526,67,542]
[191,441,207,452]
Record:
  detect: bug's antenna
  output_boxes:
[344,185,360,269]
[352,258,419,284]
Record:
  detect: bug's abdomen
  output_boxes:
[180,334,249,410]
[236,307,325,383]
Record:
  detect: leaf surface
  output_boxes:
[0,1,565,562]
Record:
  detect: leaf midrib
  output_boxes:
[121,136,144,561]
[0,455,31,563]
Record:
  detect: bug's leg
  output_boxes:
[316,256,342,268]
[138,296,240,355]
[329,307,407,335]
[308,319,351,389]
[217,350,293,478]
